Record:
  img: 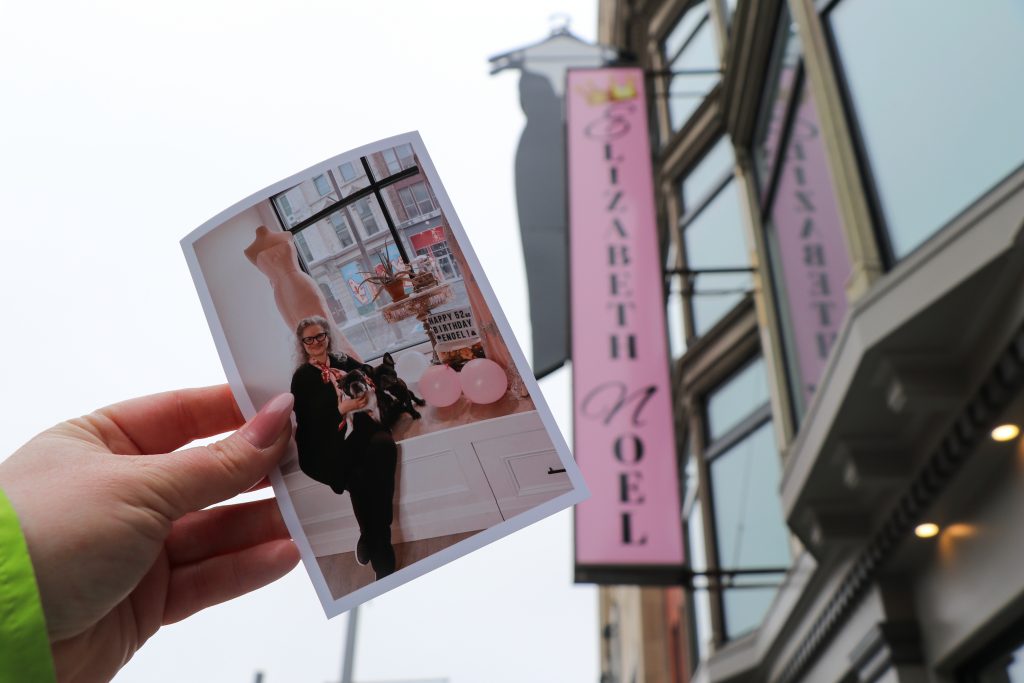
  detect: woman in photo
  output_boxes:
[290,316,398,579]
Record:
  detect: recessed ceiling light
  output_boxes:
[992,424,1021,442]
[915,523,940,539]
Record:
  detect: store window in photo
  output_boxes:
[269,151,468,362]
[410,227,462,283]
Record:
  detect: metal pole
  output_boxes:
[341,605,359,683]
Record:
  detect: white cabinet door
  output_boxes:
[471,417,572,521]
[284,410,569,557]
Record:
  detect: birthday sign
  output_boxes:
[427,307,479,344]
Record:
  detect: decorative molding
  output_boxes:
[774,325,1024,683]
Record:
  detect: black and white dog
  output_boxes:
[338,353,426,437]
[338,368,380,440]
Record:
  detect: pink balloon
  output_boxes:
[459,358,508,404]
[419,364,462,407]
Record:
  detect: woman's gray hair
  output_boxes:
[295,315,347,367]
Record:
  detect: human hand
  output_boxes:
[0,385,300,682]
[339,394,369,414]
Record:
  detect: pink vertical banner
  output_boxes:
[568,67,685,582]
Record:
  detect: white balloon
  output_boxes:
[395,349,431,383]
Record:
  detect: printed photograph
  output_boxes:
[182,133,586,616]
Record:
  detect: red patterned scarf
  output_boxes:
[313,360,345,385]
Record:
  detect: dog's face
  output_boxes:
[340,369,371,399]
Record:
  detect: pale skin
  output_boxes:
[0,386,301,683]
[300,323,368,414]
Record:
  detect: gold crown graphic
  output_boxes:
[578,76,638,105]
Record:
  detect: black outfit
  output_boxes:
[291,354,398,578]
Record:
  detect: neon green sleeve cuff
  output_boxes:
[0,488,56,682]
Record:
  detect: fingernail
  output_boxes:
[240,393,294,449]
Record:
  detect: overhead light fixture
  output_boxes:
[915,523,940,539]
[991,424,1021,442]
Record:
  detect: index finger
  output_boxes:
[92,385,246,455]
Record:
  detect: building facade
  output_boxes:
[592,1,1024,681]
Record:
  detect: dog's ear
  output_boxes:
[362,364,374,375]
[383,352,395,366]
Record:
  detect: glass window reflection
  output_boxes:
[709,422,790,638]
[683,181,751,335]
[275,156,470,363]
[829,0,1024,258]
[706,357,769,440]
[661,2,721,137]
[683,137,735,210]
[753,18,801,197]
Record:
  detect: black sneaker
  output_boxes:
[355,536,370,566]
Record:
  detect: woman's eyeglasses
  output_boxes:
[301,332,328,346]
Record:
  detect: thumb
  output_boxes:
[148,393,294,517]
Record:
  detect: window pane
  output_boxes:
[709,422,790,637]
[273,177,339,229]
[690,271,750,336]
[683,182,750,335]
[667,19,720,133]
[354,197,381,235]
[396,143,415,169]
[722,582,782,640]
[663,4,706,60]
[685,182,746,268]
[753,18,801,197]
[399,187,418,218]
[830,0,1024,258]
[328,212,354,248]
[336,162,370,198]
[412,182,434,213]
[313,174,330,197]
[293,231,314,262]
[706,357,769,440]
[683,138,736,211]
[382,149,400,175]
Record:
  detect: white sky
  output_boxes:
[0,2,599,682]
